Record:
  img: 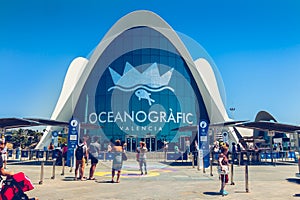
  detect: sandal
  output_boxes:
[88,177,96,180]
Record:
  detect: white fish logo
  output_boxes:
[108,62,174,106]
[135,89,155,106]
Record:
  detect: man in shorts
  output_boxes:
[75,139,88,181]
[88,136,101,180]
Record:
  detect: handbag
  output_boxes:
[122,152,128,161]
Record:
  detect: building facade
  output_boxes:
[36,10,237,151]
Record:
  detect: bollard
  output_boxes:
[230,163,235,185]
[245,153,249,193]
[298,155,300,174]
[39,161,44,185]
[202,156,206,173]
[61,157,65,176]
[51,159,56,179]
[210,151,213,176]
[29,150,33,160]
[192,154,195,168]
[197,152,200,171]
[69,157,73,173]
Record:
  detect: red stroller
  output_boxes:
[0,172,36,200]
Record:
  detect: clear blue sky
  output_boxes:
[1,0,300,125]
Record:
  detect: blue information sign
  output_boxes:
[198,119,210,168]
[67,118,80,167]
[52,131,58,137]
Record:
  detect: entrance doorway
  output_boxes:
[144,135,156,152]
[126,135,137,152]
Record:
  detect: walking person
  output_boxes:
[1,141,8,169]
[138,141,148,175]
[231,142,237,164]
[218,143,230,196]
[75,139,88,181]
[88,136,101,180]
[111,140,123,183]
[0,139,13,177]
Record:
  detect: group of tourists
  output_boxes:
[72,136,231,196]
[74,136,101,181]
[74,137,148,183]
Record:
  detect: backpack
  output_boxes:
[75,144,84,160]
[1,172,34,200]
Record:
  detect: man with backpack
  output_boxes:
[75,139,88,181]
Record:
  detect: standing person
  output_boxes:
[1,141,8,169]
[88,136,101,180]
[218,144,229,196]
[48,142,54,150]
[111,140,123,183]
[75,139,88,181]
[107,142,112,153]
[163,141,168,161]
[61,143,68,163]
[0,139,14,177]
[231,142,237,163]
[185,138,190,155]
[138,142,148,175]
[174,143,179,153]
[237,143,241,152]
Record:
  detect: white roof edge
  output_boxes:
[51,57,88,120]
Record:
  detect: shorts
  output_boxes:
[2,154,7,161]
[90,154,99,165]
[220,174,229,183]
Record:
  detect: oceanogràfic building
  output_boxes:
[36,10,239,151]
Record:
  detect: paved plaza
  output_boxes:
[6,160,300,200]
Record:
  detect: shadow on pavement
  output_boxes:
[203,192,221,196]
[286,178,300,184]
[160,161,192,166]
[63,177,76,181]
[234,191,249,193]
[95,180,114,184]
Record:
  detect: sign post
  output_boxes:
[198,119,210,171]
[67,118,80,168]
[52,131,59,148]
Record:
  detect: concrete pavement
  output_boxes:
[6,160,300,200]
